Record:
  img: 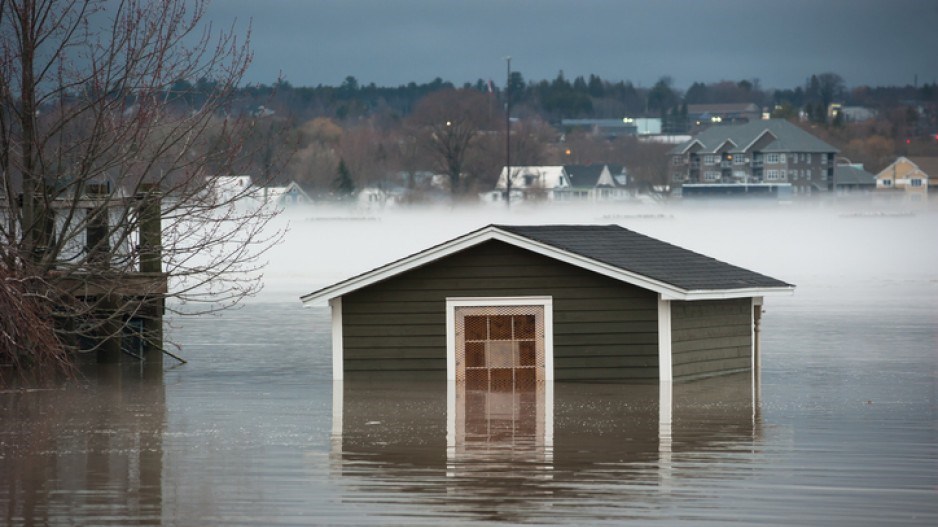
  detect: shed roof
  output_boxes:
[300,224,793,305]
[497,225,790,291]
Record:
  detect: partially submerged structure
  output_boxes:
[0,181,167,366]
[301,225,793,386]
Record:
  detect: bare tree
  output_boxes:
[408,88,498,196]
[0,0,281,375]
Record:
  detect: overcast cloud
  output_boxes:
[203,0,938,90]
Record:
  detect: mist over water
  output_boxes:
[2,198,937,525]
[266,198,938,301]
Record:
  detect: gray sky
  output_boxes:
[204,0,938,90]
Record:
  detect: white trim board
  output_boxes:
[329,297,343,381]
[657,297,672,385]
[300,225,794,306]
[445,296,554,382]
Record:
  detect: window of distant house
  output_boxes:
[881,179,892,186]
[807,153,813,163]
[778,170,787,180]
[911,179,923,187]
[779,153,786,163]
[765,153,780,164]
[672,156,684,166]
[703,155,718,165]
[523,175,536,186]
[806,169,812,179]
[704,171,720,181]
[766,170,779,180]
[672,173,685,182]
[734,155,746,165]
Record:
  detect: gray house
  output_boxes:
[669,119,838,194]
[300,225,793,386]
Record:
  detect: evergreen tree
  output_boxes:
[333,159,356,196]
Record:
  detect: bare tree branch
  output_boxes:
[1,0,281,378]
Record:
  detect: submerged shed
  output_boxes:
[300,225,793,385]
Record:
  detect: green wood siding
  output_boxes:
[342,240,659,380]
[670,299,752,380]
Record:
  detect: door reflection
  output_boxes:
[448,379,553,478]
[333,372,760,520]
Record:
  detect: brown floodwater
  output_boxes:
[2,280,937,525]
[0,203,938,526]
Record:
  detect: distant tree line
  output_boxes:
[154,71,937,125]
[139,71,938,195]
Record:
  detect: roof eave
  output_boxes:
[665,285,795,301]
[300,225,692,305]
[300,225,503,305]
[300,226,793,307]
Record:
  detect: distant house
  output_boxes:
[669,119,838,195]
[561,118,662,137]
[488,166,571,202]
[875,157,938,199]
[207,175,312,208]
[300,224,793,384]
[208,175,253,203]
[357,186,403,208]
[828,104,876,123]
[487,165,630,203]
[263,181,313,207]
[833,164,876,194]
[554,164,630,202]
[687,103,761,125]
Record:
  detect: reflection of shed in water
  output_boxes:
[332,373,760,519]
[302,225,793,385]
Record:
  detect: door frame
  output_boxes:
[445,296,554,382]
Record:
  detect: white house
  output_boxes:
[484,165,630,203]
[207,175,311,209]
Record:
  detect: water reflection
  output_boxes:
[0,366,164,526]
[333,373,759,521]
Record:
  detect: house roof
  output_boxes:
[833,164,876,186]
[563,164,626,189]
[300,224,793,305]
[670,119,838,156]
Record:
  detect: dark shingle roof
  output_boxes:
[495,224,791,291]
[670,119,838,155]
[833,164,876,186]
[563,164,625,189]
[301,223,793,304]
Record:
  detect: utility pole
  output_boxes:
[505,56,511,208]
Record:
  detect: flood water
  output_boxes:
[2,203,937,525]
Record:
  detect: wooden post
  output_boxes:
[138,184,162,274]
[137,184,164,370]
[96,294,122,363]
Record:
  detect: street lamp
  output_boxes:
[504,56,512,207]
